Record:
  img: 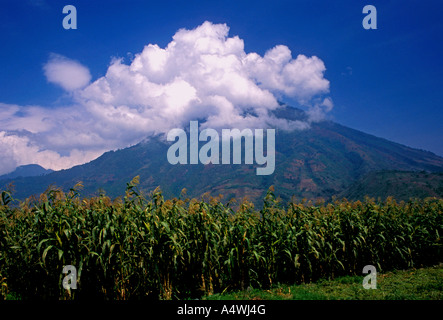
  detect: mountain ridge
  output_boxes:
[1,106,443,205]
[0,164,53,181]
[338,170,443,201]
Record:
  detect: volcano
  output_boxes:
[2,106,443,205]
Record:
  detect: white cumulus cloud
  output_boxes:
[79,21,331,133]
[0,21,333,175]
[43,54,91,91]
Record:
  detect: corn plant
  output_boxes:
[0,181,441,300]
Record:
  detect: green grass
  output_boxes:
[204,265,443,300]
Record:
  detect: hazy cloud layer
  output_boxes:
[0,21,332,175]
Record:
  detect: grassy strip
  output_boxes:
[4,266,442,300]
[204,265,443,300]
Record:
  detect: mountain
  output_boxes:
[0,164,53,181]
[2,106,443,205]
[338,170,443,201]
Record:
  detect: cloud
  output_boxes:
[0,103,108,175]
[306,98,334,122]
[0,21,333,174]
[43,54,91,91]
[341,66,353,76]
[244,45,329,102]
[79,21,331,132]
[0,131,101,175]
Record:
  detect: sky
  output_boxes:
[0,0,442,175]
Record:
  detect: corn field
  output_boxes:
[0,177,442,300]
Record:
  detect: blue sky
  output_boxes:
[0,0,442,174]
